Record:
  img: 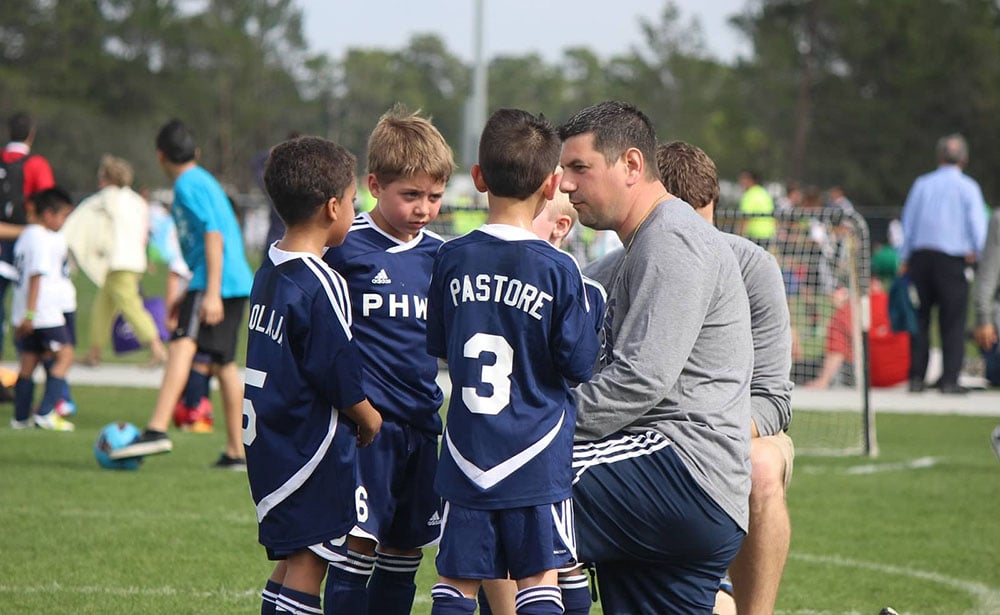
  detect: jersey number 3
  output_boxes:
[461,333,513,416]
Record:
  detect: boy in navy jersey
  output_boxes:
[245,136,382,615]
[322,106,454,615]
[426,109,600,615]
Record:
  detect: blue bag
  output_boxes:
[888,274,919,335]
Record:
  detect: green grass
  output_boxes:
[1,387,997,614]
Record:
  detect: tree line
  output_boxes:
[3,0,1000,210]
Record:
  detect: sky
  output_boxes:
[297,0,751,65]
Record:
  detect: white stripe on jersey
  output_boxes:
[571,431,672,484]
[583,275,607,305]
[255,408,341,523]
[301,254,353,336]
[245,368,266,389]
[444,410,565,491]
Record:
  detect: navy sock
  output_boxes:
[183,370,211,407]
[559,573,592,615]
[515,585,563,614]
[14,376,34,422]
[324,550,374,615]
[261,578,282,615]
[275,586,321,614]
[430,583,476,615]
[477,586,494,615]
[37,376,67,416]
[367,551,422,615]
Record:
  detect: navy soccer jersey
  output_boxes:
[426,224,600,509]
[244,245,366,553]
[324,213,445,435]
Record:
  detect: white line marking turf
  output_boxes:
[786,552,1000,615]
[803,457,940,475]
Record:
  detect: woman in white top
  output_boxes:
[65,154,168,366]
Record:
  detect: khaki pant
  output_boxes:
[89,270,159,351]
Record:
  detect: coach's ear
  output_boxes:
[471,164,489,193]
[623,146,644,186]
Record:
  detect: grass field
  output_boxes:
[1,386,997,614]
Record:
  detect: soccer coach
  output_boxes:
[558,101,753,614]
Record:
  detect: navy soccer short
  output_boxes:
[435,499,577,581]
[172,290,246,364]
[16,324,73,355]
[350,420,441,549]
[62,312,76,346]
[572,432,745,614]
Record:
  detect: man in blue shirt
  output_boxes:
[900,134,988,394]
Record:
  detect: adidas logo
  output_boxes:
[426,511,441,526]
[371,269,392,285]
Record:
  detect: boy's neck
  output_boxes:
[276,226,327,258]
[486,194,544,231]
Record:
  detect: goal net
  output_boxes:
[714,207,876,457]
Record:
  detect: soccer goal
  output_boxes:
[715,207,876,457]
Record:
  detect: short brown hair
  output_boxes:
[479,108,560,200]
[655,141,719,210]
[367,105,454,185]
[264,136,357,227]
[98,154,135,188]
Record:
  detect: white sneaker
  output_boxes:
[10,418,32,430]
[33,412,75,432]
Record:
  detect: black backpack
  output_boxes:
[0,154,33,225]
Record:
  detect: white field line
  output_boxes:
[802,456,939,475]
[787,552,1000,615]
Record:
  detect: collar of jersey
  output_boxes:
[267,242,327,266]
[355,211,427,253]
[477,224,548,243]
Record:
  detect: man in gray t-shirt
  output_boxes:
[560,101,753,613]
[656,141,794,615]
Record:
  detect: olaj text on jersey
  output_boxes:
[248,302,284,344]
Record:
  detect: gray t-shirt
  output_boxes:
[574,198,753,530]
[975,213,1000,329]
[583,233,793,437]
[724,233,793,436]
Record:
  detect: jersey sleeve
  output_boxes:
[551,265,600,384]
[425,257,447,359]
[299,279,366,411]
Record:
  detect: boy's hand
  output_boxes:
[343,399,382,448]
[15,320,33,338]
[199,293,224,325]
[357,410,382,448]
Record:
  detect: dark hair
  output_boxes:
[478,108,559,200]
[264,136,356,227]
[558,101,658,179]
[656,141,719,210]
[8,112,34,142]
[29,186,74,216]
[155,119,197,164]
[739,169,761,184]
